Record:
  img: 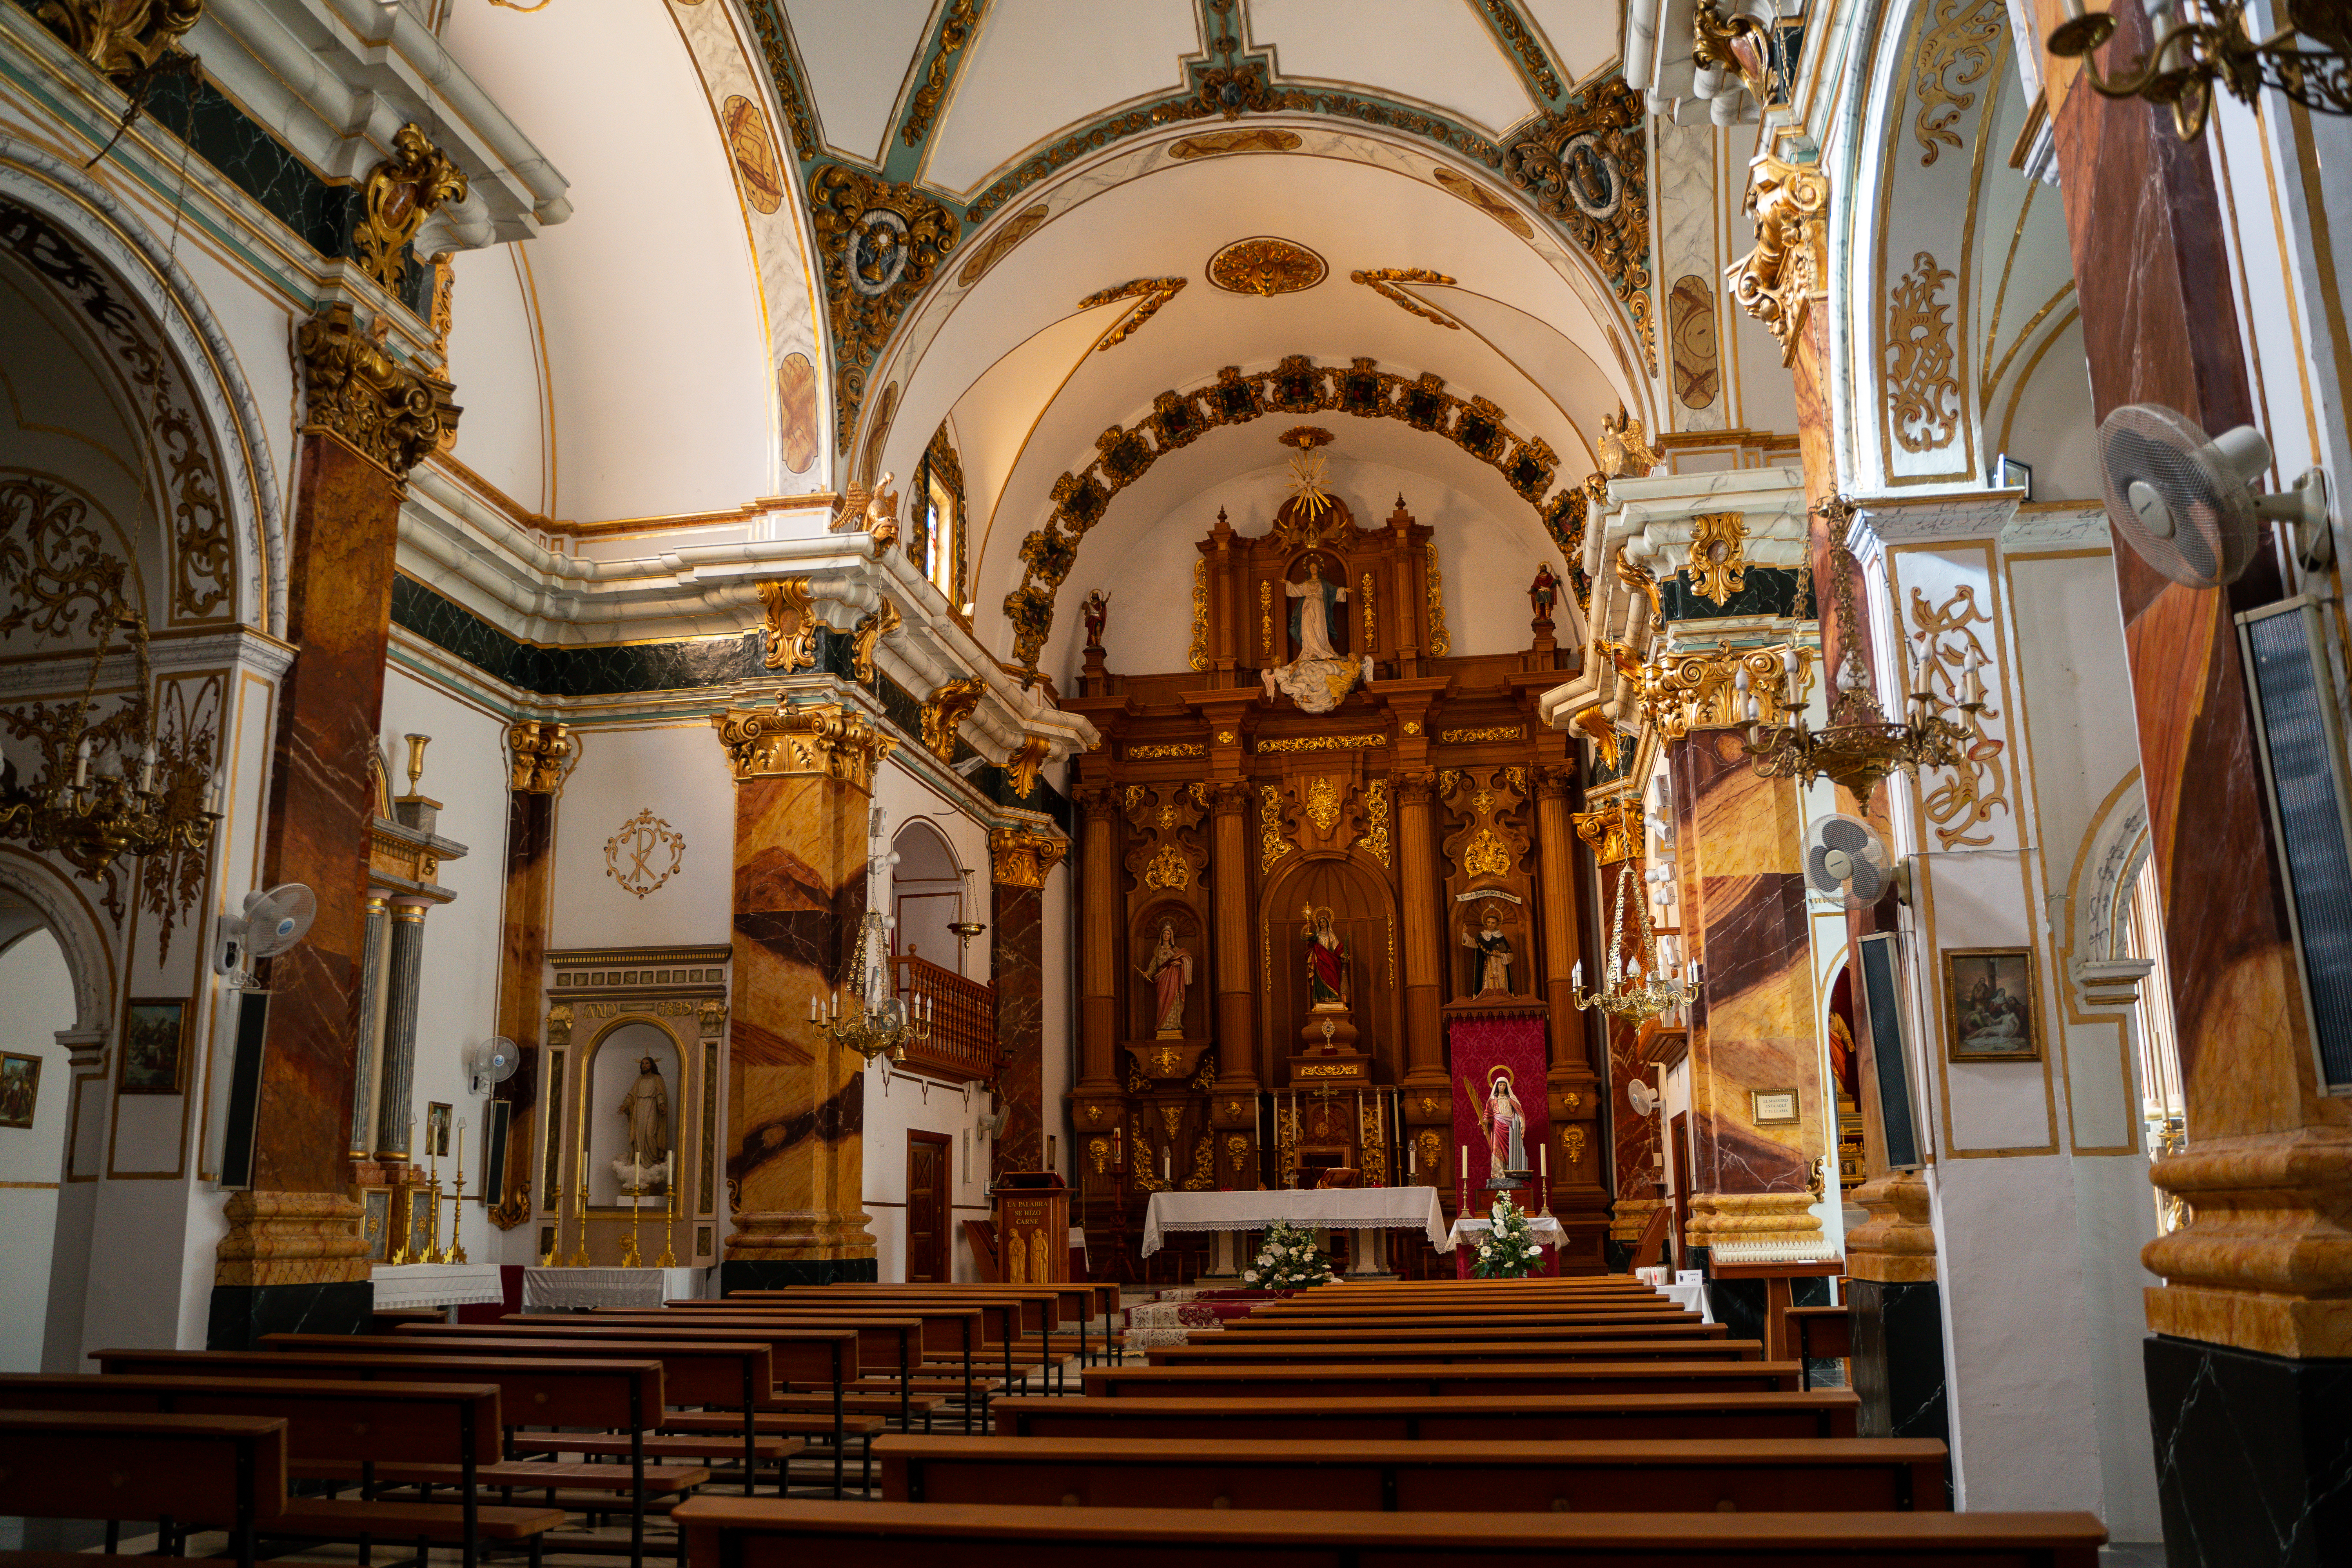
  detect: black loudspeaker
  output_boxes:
[217,988,269,1189]
[479,1099,512,1207]
[1857,932,1924,1169]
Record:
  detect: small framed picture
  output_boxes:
[359,1188,394,1263]
[426,1102,452,1157]
[1945,947,2042,1062]
[1,1051,41,1129]
[1750,1088,1800,1125]
[120,999,190,1094]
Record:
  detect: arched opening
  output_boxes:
[0,922,75,1372]
[889,817,971,979]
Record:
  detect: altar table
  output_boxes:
[369,1262,504,1311]
[1141,1187,1450,1263]
[521,1265,708,1312]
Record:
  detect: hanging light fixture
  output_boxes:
[1737,502,1980,802]
[2045,0,2352,140]
[0,601,220,878]
[809,909,934,1063]
[1572,858,1690,1024]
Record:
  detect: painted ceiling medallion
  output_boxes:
[1207,237,1327,297]
[849,209,913,296]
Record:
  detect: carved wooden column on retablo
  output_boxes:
[712,700,890,1289]
[991,824,1064,1176]
[1204,780,1260,1182]
[486,722,568,1228]
[1532,764,1606,1263]
[209,301,459,1349]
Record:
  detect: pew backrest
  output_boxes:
[0,1409,289,1530]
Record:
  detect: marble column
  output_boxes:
[489,722,566,1226]
[992,824,1063,1176]
[1534,764,1607,1270]
[347,895,388,1159]
[211,302,456,1350]
[372,900,428,1158]
[715,699,891,1290]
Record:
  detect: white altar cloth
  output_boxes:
[1142,1187,1448,1256]
[1441,1214,1567,1252]
[370,1263,504,1310]
[521,1265,707,1312]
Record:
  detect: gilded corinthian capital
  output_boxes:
[1725,152,1829,366]
[296,302,461,479]
[713,700,894,788]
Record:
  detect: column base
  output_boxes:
[207,1281,373,1350]
[2145,1334,2352,1565]
[724,1209,878,1262]
[1849,1278,1951,1457]
[720,1258,880,1294]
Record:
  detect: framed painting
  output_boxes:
[121,999,191,1094]
[0,1051,40,1129]
[426,1102,452,1158]
[1944,947,2042,1062]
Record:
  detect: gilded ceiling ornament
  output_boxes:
[1911,0,2006,166]
[1207,236,1327,297]
[604,808,686,899]
[1726,151,1829,366]
[1352,268,1462,328]
[741,7,819,160]
[754,578,819,671]
[1885,251,1962,452]
[713,700,894,787]
[920,677,984,762]
[506,719,572,795]
[296,302,461,480]
[1432,166,1535,239]
[1169,128,1302,159]
[1004,735,1052,798]
[1909,583,2009,849]
[36,0,200,78]
[904,0,984,148]
[722,96,784,215]
[1502,80,1654,370]
[958,205,1049,288]
[1686,512,1749,605]
[1476,0,1563,98]
[811,167,956,456]
[354,125,468,293]
[849,596,901,682]
[1079,276,1187,351]
[990,825,1067,888]
[0,475,127,641]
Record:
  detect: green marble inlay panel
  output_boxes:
[1660,565,1815,624]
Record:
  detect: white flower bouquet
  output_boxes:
[1472,1194,1544,1279]
[1250,1218,1335,1291]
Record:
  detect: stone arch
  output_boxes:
[0,844,117,1062]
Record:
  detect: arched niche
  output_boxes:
[1260,853,1396,1086]
[889,817,969,977]
[576,1015,689,1211]
[1129,898,1204,1043]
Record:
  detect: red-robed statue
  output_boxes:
[1301,905,1349,1007]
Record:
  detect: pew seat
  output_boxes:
[995,1391,1859,1441]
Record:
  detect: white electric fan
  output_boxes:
[1803,814,1899,910]
[212,883,316,989]
[2096,405,2332,587]
[468,1036,520,1097]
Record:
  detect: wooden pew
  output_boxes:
[1787,1304,1854,1391]
[0,1410,287,1568]
[673,1497,2105,1567]
[1082,1361,1804,1399]
[5,1372,558,1568]
[1212,1319,1728,1344]
[655,1302,1003,1404]
[746,1287,1079,1384]
[91,1346,704,1561]
[1143,1338,1762,1367]
[993,1390,1861,1441]
[873,1434,1952,1513]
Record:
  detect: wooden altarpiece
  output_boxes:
[1063,492,1612,1279]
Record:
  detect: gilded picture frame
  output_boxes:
[0,1051,41,1129]
[120,998,190,1094]
[1944,946,2042,1063]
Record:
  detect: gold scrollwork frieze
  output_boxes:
[1127,742,1206,760]
[1256,733,1389,754]
[1439,726,1523,745]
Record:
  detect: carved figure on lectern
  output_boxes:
[1301,905,1350,1006]
[1138,919,1193,1038]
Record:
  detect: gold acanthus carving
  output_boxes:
[1127,742,1205,760]
[1603,639,1815,739]
[1259,784,1292,870]
[1257,733,1388,754]
[991,825,1067,889]
[1142,843,1191,890]
[507,720,572,795]
[296,303,461,480]
[1362,779,1392,867]
[1080,276,1187,350]
[1440,726,1523,744]
[1462,828,1512,880]
[1911,0,2006,166]
[1686,512,1749,606]
[36,0,200,78]
[1573,798,1642,864]
[849,597,901,682]
[1207,236,1327,296]
[921,678,983,761]
[1188,558,1209,671]
[1726,152,1830,367]
[1478,0,1562,96]
[1886,252,1962,453]
[355,125,468,293]
[756,579,819,671]
[1004,735,1051,799]
[1351,267,1462,329]
[903,0,982,147]
[714,701,894,788]
[1303,776,1344,834]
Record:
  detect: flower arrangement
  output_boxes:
[1241,1218,1334,1291]
[1473,1194,1545,1279]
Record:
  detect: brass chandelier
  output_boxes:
[1737,507,1980,802]
[2047,0,2352,140]
[1572,858,1690,1024]
[809,909,935,1063]
[0,600,220,878]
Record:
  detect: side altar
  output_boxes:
[1062,466,1611,1278]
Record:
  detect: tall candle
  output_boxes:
[1539,1142,1548,1184]
[1461,1145,1469,1185]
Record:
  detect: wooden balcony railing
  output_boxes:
[892,953,996,1083]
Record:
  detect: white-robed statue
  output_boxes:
[613,1055,672,1194]
[1262,557,1359,713]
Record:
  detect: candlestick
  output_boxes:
[446,1172,468,1264]
[456,1119,465,1184]
[1461,1144,1468,1185]
[655,1163,678,1269]
[567,1156,591,1267]
[540,1191,558,1267]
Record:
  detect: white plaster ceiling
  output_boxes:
[784,0,937,166]
[1521,0,1626,84]
[1246,0,1541,136]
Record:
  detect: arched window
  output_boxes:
[889,818,969,978]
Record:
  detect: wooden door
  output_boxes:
[1669,1111,1692,1272]
[906,1131,953,1282]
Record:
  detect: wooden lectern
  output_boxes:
[992,1171,1069,1283]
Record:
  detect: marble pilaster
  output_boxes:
[372,900,428,1159]
[347,895,387,1158]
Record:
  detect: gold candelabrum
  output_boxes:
[1571,858,1690,1024]
[811,910,935,1063]
[540,1187,561,1267]
[442,1117,468,1265]
[2048,0,2352,140]
[0,601,221,879]
[1738,514,1979,804]
[655,1167,679,1269]
[566,1163,592,1267]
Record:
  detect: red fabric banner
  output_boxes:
[1445,1014,1552,1198]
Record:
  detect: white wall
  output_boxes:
[546,723,737,953]
[0,932,74,1372]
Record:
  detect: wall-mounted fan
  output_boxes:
[1627,1078,1661,1118]
[2096,405,2332,587]
[468,1036,520,1097]
[1804,814,1900,910]
[212,883,316,989]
